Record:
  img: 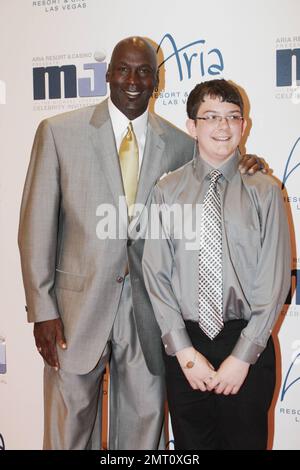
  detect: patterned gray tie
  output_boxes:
[198,169,224,339]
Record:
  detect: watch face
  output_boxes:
[186,360,195,369]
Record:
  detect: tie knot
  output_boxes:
[124,122,134,140]
[209,169,222,186]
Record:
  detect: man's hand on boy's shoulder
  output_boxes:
[239,154,268,175]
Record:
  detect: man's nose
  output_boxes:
[127,70,139,87]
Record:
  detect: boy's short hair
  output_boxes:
[186,79,244,120]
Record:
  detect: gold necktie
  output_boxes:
[119,122,139,218]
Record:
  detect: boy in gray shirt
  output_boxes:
[143,79,291,449]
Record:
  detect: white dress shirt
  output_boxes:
[108,97,148,177]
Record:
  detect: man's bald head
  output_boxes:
[110,37,158,71]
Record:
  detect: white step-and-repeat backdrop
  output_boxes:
[0,0,299,450]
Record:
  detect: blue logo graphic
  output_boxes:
[33,62,107,100]
[0,433,5,450]
[33,35,224,101]
[281,353,300,401]
[282,137,300,188]
[157,33,224,81]
[276,48,300,87]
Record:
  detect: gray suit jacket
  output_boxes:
[18,99,194,375]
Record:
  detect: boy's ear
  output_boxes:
[186,118,197,139]
[241,118,247,136]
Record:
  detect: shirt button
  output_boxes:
[116,276,124,284]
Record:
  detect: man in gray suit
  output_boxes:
[18,36,264,450]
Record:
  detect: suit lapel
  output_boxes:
[135,113,165,209]
[128,114,166,235]
[89,100,125,209]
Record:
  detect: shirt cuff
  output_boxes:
[231,333,266,364]
[162,327,193,356]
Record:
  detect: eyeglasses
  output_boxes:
[195,115,244,127]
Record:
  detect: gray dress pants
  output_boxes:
[43,275,165,450]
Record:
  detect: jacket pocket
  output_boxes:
[55,269,85,292]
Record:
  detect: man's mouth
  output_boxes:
[124,91,141,98]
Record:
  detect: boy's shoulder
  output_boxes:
[156,160,194,194]
[241,172,282,196]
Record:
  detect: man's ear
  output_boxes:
[186,118,197,139]
[106,65,111,83]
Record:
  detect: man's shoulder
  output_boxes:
[242,171,279,187]
[150,112,193,143]
[41,99,107,129]
[241,172,282,198]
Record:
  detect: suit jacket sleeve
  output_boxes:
[18,119,61,323]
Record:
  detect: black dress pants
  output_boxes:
[164,320,276,450]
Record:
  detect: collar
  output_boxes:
[193,146,241,184]
[108,97,148,139]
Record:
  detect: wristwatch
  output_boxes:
[184,350,198,369]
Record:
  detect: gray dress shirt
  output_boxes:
[142,151,291,364]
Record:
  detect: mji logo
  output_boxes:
[157,33,224,81]
[276,48,300,87]
[0,433,5,451]
[33,62,107,100]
